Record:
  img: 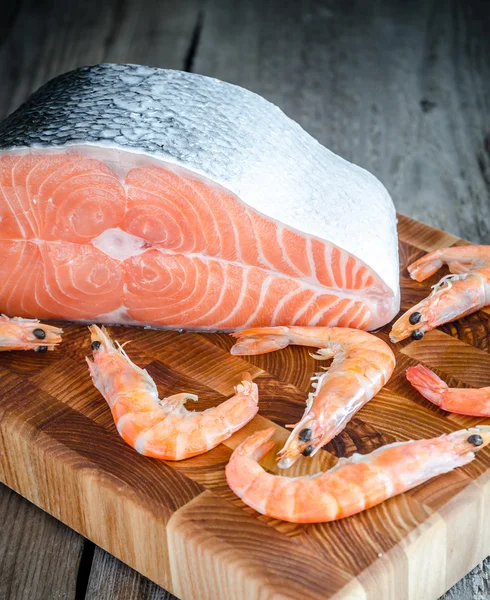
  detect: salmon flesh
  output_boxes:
[0,64,399,331]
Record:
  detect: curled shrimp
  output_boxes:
[407,365,490,417]
[0,314,62,352]
[86,325,259,460]
[390,246,490,343]
[226,425,490,523]
[230,326,395,468]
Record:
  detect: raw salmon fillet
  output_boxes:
[0,64,399,331]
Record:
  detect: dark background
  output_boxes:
[1,1,489,598]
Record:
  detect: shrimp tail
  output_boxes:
[408,250,444,281]
[236,427,276,460]
[230,327,291,355]
[408,246,490,281]
[406,365,448,407]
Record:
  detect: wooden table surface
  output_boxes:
[1,1,489,599]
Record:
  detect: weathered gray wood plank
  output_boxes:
[86,548,176,600]
[0,483,83,600]
[0,0,202,120]
[195,0,490,245]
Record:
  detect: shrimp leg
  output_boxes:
[226,426,490,523]
[407,365,490,417]
[231,326,395,468]
[87,325,259,461]
[0,314,62,351]
[390,246,490,343]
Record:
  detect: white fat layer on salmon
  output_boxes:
[91,228,148,260]
[0,65,400,330]
[95,307,139,325]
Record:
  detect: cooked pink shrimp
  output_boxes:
[407,365,490,417]
[226,425,490,523]
[390,246,490,343]
[0,315,62,352]
[230,326,395,468]
[86,325,259,460]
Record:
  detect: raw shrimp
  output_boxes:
[230,326,395,468]
[225,425,490,523]
[0,315,62,352]
[390,246,490,343]
[407,364,490,417]
[86,325,259,460]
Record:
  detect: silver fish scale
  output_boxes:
[0,63,399,310]
[0,65,259,182]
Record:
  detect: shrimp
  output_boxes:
[390,246,490,343]
[0,314,62,352]
[225,425,490,523]
[86,325,259,460]
[230,326,395,468]
[407,364,490,417]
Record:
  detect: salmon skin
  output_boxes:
[0,64,399,331]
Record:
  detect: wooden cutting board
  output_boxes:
[0,214,489,600]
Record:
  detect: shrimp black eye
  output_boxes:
[35,346,48,353]
[91,341,101,351]
[409,312,422,325]
[467,434,483,446]
[33,328,46,339]
[299,428,312,442]
[411,329,424,340]
[302,445,314,456]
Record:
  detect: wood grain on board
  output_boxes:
[0,214,489,600]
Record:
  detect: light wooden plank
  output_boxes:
[0,0,202,120]
[167,491,361,600]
